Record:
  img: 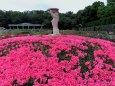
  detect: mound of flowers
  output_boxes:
[0,35,115,86]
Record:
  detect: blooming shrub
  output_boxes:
[0,35,115,86]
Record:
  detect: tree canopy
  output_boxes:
[0,1,115,29]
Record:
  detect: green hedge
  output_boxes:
[81,15,115,31]
[85,15,115,27]
[80,24,115,32]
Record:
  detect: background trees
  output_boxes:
[0,1,115,29]
[107,0,115,4]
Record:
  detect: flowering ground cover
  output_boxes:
[0,35,115,86]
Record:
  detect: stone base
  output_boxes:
[53,28,60,35]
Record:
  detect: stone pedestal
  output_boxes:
[48,8,60,36]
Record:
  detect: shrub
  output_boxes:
[0,35,114,86]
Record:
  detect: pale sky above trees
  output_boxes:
[0,0,106,13]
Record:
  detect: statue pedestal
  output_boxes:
[48,8,60,36]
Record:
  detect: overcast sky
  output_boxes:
[0,0,107,13]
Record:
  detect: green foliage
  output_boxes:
[57,50,71,62]
[85,15,115,27]
[0,1,115,29]
[57,47,78,62]
[107,0,115,4]
[75,41,99,79]
[2,50,9,56]
[79,57,89,73]
[22,78,34,86]
[12,78,34,86]
[106,59,115,68]
[40,45,52,57]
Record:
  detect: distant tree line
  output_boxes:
[0,1,115,29]
[107,0,115,4]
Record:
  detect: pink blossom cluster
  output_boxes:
[0,35,115,86]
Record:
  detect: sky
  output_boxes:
[0,0,107,13]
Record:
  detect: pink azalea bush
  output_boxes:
[0,35,115,86]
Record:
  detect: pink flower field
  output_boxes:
[0,35,115,86]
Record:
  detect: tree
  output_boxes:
[107,0,115,4]
[0,10,6,27]
[97,4,106,18]
[0,0,115,29]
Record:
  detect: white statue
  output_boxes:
[48,8,60,36]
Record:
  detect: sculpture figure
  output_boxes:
[48,8,60,36]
